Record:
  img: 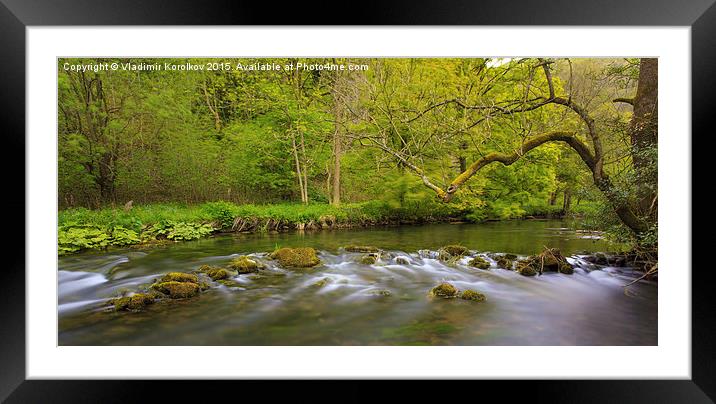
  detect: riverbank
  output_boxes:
[58,201,457,254]
[58,200,595,255]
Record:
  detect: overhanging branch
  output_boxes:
[442,131,595,201]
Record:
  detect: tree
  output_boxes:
[616,58,658,218]
[59,59,130,205]
[362,58,655,236]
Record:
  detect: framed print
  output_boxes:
[1,0,710,401]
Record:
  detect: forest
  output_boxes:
[58,57,659,346]
[58,57,657,254]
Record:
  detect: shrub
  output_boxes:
[200,201,238,229]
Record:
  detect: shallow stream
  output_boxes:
[58,220,657,345]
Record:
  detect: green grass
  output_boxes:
[58,200,465,255]
[58,199,604,255]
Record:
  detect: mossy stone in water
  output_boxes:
[228,256,263,274]
[206,267,232,280]
[511,248,574,276]
[439,245,469,259]
[461,289,486,302]
[160,272,198,283]
[469,256,490,269]
[151,281,200,298]
[198,264,234,280]
[558,263,574,274]
[395,256,410,265]
[429,282,458,298]
[270,247,321,268]
[345,245,380,253]
[542,253,560,267]
[496,256,514,270]
[441,245,470,257]
[110,293,155,311]
[198,264,214,273]
[311,278,331,288]
[594,252,608,265]
[359,254,378,265]
[534,248,574,274]
[516,260,538,276]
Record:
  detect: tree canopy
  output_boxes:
[58,57,657,243]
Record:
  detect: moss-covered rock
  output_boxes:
[438,245,469,261]
[429,282,458,298]
[541,251,560,267]
[593,252,608,265]
[270,247,321,268]
[468,256,490,269]
[495,256,514,270]
[151,281,200,298]
[395,256,410,265]
[311,278,331,288]
[503,253,518,260]
[461,289,486,302]
[345,245,380,253]
[110,293,155,311]
[516,260,538,276]
[513,248,574,276]
[159,272,198,283]
[558,262,574,274]
[206,267,232,280]
[536,248,574,274]
[358,253,379,265]
[197,264,238,280]
[228,256,263,274]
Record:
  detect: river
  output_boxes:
[58,219,657,345]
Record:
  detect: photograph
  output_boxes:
[56,57,659,346]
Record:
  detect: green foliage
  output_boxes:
[58,200,467,253]
[58,226,110,255]
[109,226,141,246]
[146,220,215,241]
[200,201,238,229]
[637,222,658,248]
[57,57,656,251]
[487,200,527,220]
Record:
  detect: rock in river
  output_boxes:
[429,282,459,298]
[151,281,201,298]
[228,255,264,274]
[270,247,321,268]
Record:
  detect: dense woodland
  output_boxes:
[58,58,657,253]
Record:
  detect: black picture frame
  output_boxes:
[1,0,708,401]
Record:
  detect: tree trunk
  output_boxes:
[549,191,558,206]
[631,58,658,172]
[332,128,342,205]
[203,80,222,131]
[562,188,571,214]
[629,58,658,214]
[300,132,309,204]
[458,141,468,173]
[291,136,307,203]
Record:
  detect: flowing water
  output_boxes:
[58,220,657,345]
